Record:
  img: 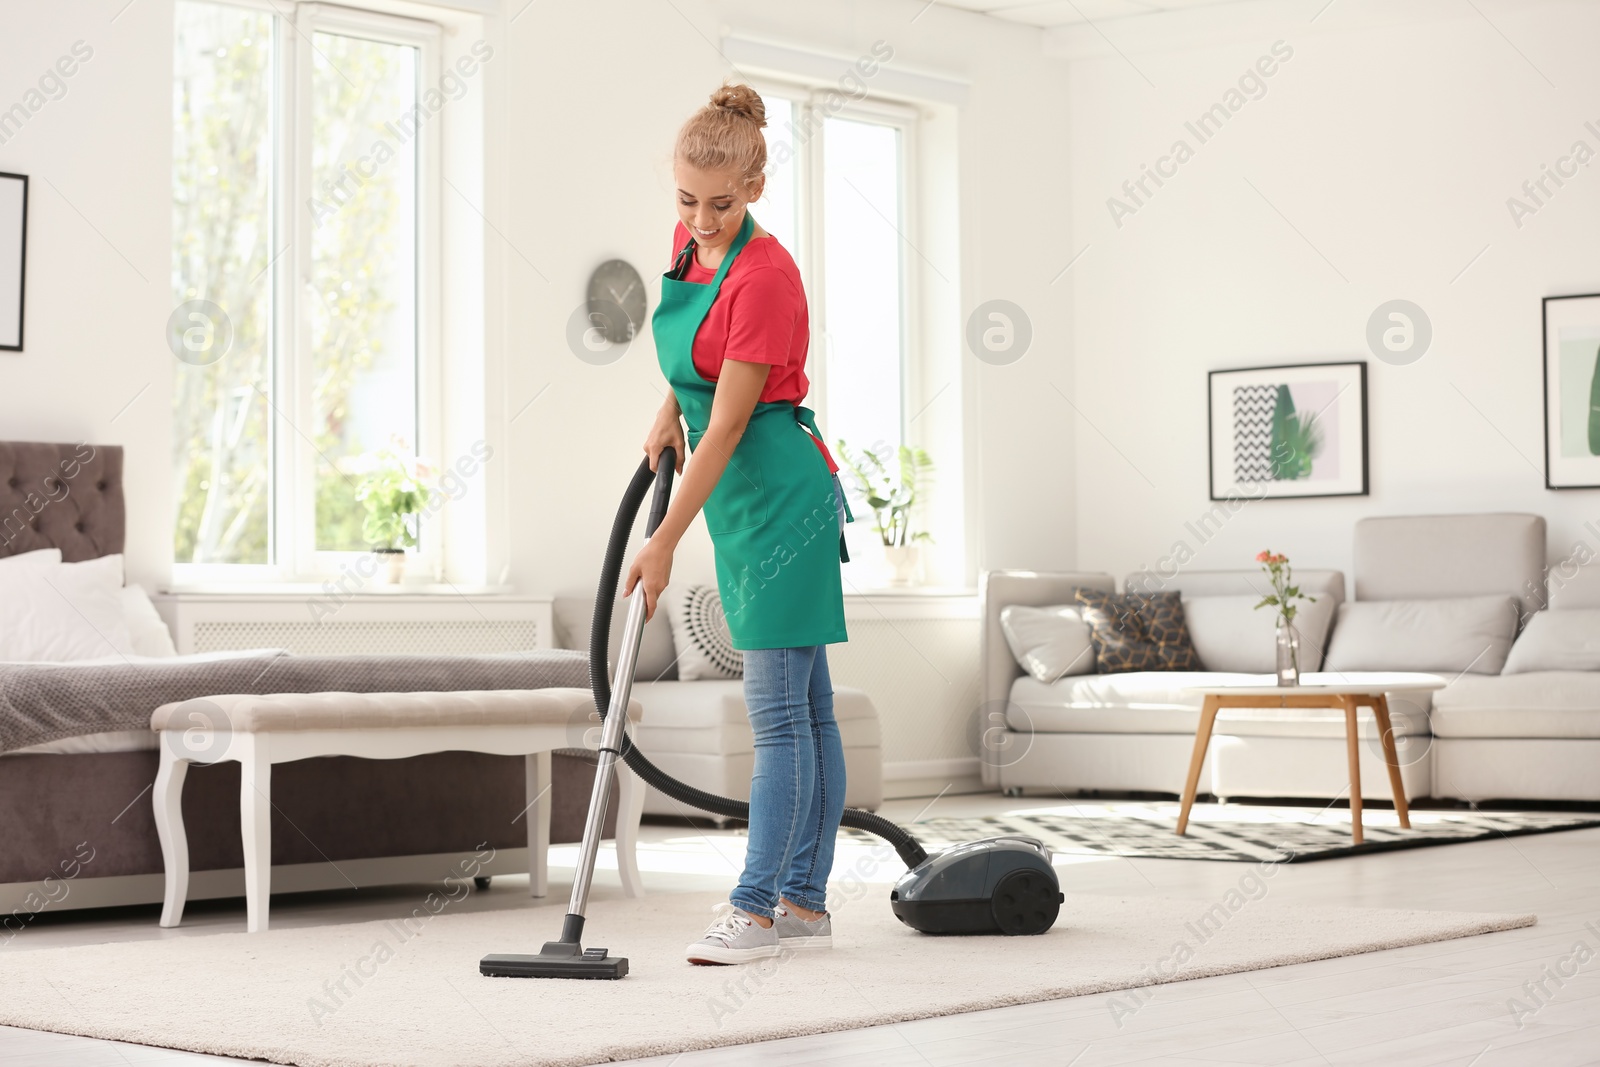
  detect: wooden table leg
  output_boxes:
[1371,694,1411,829]
[1176,695,1220,836]
[1341,695,1363,845]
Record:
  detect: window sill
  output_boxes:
[158,583,520,599]
[844,585,976,598]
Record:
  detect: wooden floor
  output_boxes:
[2,793,1597,1066]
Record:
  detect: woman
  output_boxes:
[623,83,853,965]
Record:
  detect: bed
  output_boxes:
[0,441,615,921]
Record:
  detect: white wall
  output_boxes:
[0,3,174,591]
[500,0,1075,598]
[1,0,1075,601]
[1066,0,1600,590]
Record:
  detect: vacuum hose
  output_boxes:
[589,449,929,871]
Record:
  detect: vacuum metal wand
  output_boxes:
[565,585,646,920]
[479,450,675,980]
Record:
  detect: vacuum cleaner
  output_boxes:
[480,448,1062,979]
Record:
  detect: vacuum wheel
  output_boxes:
[991,869,1060,935]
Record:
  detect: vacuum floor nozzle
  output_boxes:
[480,942,629,980]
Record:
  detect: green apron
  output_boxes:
[652,211,851,650]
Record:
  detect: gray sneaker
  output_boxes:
[686,903,781,965]
[774,903,832,950]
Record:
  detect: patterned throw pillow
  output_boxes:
[663,584,744,680]
[1073,589,1204,674]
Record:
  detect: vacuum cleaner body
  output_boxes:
[891,836,1062,936]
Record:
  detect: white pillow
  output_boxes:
[1502,610,1600,674]
[1323,596,1518,675]
[1182,593,1337,673]
[999,604,1095,682]
[0,553,136,661]
[0,548,63,570]
[122,584,178,658]
[662,584,742,680]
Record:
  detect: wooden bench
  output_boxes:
[150,688,644,932]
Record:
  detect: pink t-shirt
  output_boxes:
[672,221,835,473]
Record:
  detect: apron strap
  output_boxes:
[793,405,853,564]
[668,238,696,281]
[669,213,757,283]
[792,405,839,468]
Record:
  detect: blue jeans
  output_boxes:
[730,645,847,919]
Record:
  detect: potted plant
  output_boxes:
[1253,550,1317,686]
[355,450,432,584]
[835,439,934,586]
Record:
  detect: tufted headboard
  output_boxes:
[0,442,125,561]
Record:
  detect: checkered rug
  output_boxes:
[840,803,1600,863]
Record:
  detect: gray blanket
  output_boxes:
[0,649,589,754]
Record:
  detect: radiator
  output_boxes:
[154,594,554,657]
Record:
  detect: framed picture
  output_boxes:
[1208,361,1368,500]
[1543,293,1600,490]
[0,173,25,351]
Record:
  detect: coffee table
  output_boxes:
[1178,672,1446,844]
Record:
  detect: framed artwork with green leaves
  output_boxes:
[1542,293,1600,489]
[1208,361,1368,501]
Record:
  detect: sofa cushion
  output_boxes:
[1008,673,1431,740]
[1182,593,1337,673]
[1322,596,1519,675]
[1431,673,1600,739]
[1502,610,1600,674]
[999,604,1095,682]
[1004,671,1433,739]
[1352,513,1545,620]
[630,680,881,755]
[1074,589,1203,673]
[1008,673,1215,734]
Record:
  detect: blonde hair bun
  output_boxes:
[675,82,769,187]
[708,83,766,128]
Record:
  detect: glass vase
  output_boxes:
[1275,621,1301,687]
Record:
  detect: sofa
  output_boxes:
[551,594,884,820]
[981,513,1600,804]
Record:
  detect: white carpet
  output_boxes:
[0,889,1533,1067]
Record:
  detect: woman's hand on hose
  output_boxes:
[644,399,686,474]
[624,538,673,621]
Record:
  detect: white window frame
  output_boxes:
[755,80,920,461]
[172,0,444,587]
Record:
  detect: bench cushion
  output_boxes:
[151,687,639,734]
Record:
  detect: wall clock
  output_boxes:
[586,259,645,345]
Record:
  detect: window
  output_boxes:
[759,87,915,465]
[171,0,439,579]
[820,116,905,458]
